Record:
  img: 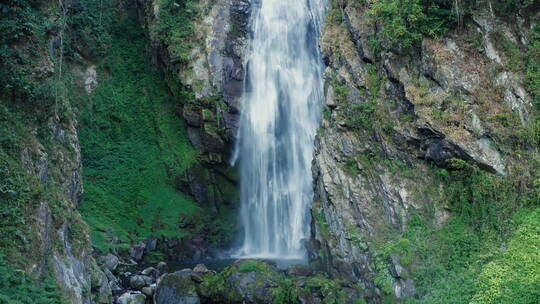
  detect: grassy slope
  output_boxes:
[76,9,200,252]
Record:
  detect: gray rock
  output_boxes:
[129,275,146,290]
[389,254,406,278]
[154,270,200,304]
[129,242,146,261]
[286,265,313,277]
[156,262,169,274]
[192,264,210,274]
[97,274,112,304]
[142,286,155,297]
[144,237,158,252]
[142,267,159,278]
[101,253,119,272]
[117,293,146,304]
[190,272,204,283]
[141,275,154,286]
[393,278,416,299]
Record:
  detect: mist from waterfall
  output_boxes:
[234,0,326,259]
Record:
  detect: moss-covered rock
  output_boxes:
[155,270,200,304]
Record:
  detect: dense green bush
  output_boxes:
[470,207,540,304]
[0,255,63,304]
[358,0,535,50]
[366,0,455,50]
[67,0,116,60]
[0,155,27,254]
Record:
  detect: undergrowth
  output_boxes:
[76,8,199,252]
[0,255,63,304]
[374,160,538,304]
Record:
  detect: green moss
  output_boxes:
[199,264,241,300]
[237,260,269,273]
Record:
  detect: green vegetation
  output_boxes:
[526,22,540,146]
[150,0,198,64]
[372,159,538,303]
[0,255,63,304]
[201,260,351,304]
[272,275,346,304]
[67,0,115,60]
[312,203,331,238]
[0,0,58,119]
[471,207,540,304]
[367,0,455,49]
[332,64,386,133]
[75,7,200,252]
[527,23,540,109]
[470,207,540,304]
[237,260,270,273]
[329,0,535,50]
[0,152,37,261]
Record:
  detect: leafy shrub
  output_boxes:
[374,159,537,303]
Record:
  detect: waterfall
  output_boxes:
[234,0,326,259]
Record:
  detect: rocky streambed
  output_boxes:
[107,257,366,304]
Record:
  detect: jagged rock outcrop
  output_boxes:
[309,2,538,302]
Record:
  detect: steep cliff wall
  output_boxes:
[310,1,539,303]
[0,0,111,303]
[0,0,250,302]
[132,0,251,246]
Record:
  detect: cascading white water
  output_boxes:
[234,0,326,259]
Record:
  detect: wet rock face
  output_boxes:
[136,0,245,228]
[140,0,251,158]
[310,2,534,302]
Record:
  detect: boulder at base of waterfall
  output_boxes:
[154,269,200,304]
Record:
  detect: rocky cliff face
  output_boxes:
[1,0,252,302]
[135,0,250,216]
[139,0,250,156]
[0,1,111,302]
[309,1,538,302]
